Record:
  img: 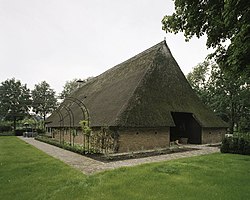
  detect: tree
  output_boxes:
[0,78,31,130]
[207,64,250,133]
[31,81,57,124]
[60,77,94,99]
[162,0,250,77]
[187,61,250,133]
[186,60,210,104]
[60,79,81,99]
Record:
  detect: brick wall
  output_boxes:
[52,127,170,153]
[117,128,170,152]
[53,129,84,145]
[202,128,226,144]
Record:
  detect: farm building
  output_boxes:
[46,41,228,153]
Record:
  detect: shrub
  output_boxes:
[238,138,245,154]
[15,128,33,136]
[15,127,43,136]
[221,137,231,153]
[0,125,12,132]
[0,121,13,135]
[0,131,14,136]
[36,128,45,134]
[243,140,250,155]
[35,136,93,155]
[221,135,250,155]
[15,129,25,136]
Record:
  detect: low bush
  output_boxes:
[15,128,33,136]
[0,125,12,132]
[0,131,14,136]
[221,135,250,155]
[36,128,45,134]
[35,136,90,155]
[15,129,26,136]
[15,128,42,136]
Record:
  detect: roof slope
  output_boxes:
[47,41,228,128]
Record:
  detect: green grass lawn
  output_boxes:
[1,137,250,200]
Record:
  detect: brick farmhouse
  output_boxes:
[46,41,228,153]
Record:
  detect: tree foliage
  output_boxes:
[208,64,250,133]
[187,61,250,133]
[162,0,250,76]
[0,78,31,130]
[60,77,94,99]
[31,81,57,122]
[60,79,80,99]
[186,61,210,103]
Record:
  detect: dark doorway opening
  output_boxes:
[170,112,201,144]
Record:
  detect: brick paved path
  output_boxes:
[18,137,220,174]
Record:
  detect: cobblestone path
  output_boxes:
[18,137,220,174]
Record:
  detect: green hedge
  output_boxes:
[0,125,12,132]
[0,131,14,136]
[221,136,250,155]
[35,136,91,155]
[15,128,44,136]
[15,129,27,136]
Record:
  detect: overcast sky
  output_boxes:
[0,0,211,93]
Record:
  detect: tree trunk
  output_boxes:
[229,94,235,134]
[43,114,46,130]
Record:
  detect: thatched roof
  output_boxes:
[46,41,228,128]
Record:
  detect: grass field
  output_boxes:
[0,136,250,200]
